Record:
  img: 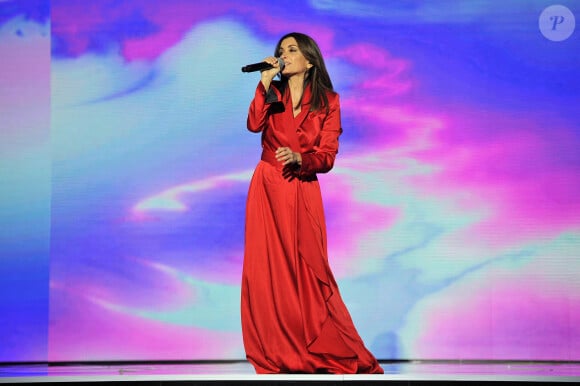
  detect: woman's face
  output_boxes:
[278,37,312,78]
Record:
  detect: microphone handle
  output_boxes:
[241,58,284,73]
[241,61,274,73]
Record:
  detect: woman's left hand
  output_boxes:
[275,147,301,166]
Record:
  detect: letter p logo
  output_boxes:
[551,15,565,30]
[540,5,575,41]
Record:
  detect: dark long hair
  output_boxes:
[274,32,334,112]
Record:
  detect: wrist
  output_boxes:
[294,152,302,166]
[260,78,271,91]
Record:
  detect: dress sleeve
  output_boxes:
[299,93,342,175]
[247,82,281,133]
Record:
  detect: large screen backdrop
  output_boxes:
[1,0,579,362]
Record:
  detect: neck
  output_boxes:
[287,74,305,93]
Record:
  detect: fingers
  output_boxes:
[260,58,280,84]
[277,147,299,181]
[263,56,280,68]
[261,56,280,77]
[275,147,295,165]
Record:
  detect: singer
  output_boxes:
[241,32,383,374]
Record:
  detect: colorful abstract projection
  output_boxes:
[1,0,579,362]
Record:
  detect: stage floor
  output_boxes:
[1,360,580,384]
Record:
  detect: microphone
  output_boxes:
[241,57,285,73]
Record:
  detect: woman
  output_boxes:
[241,32,383,374]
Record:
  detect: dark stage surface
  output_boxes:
[1,360,580,385]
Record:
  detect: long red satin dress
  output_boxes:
[241,81,383,374]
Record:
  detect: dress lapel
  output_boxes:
[293,84,312,129]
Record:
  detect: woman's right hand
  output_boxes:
[260,56,281,90]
